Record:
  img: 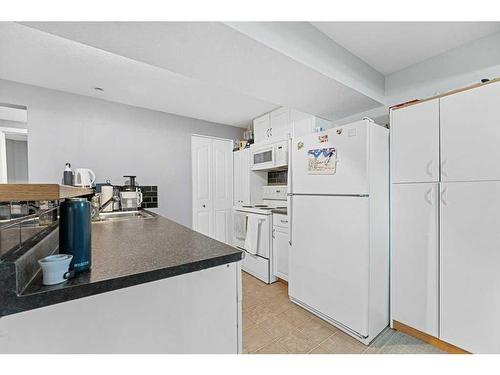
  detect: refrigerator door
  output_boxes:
[291,120,369,195]
[440,181,500,353]
[289,195,370,338]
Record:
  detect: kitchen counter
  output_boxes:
[0,211,243,317]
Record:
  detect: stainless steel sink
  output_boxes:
[95,210,154,222]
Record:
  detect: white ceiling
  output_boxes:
[1,22,499,128]
[0,23,277,127]
[19,22,382,122]
[311,22,500,75]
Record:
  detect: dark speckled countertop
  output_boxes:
[0,212,243,317]
[271,208,287,215]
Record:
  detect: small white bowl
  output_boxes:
[38,254,73,286]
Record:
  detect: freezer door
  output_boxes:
[291,121,369,195]
[289,195,370,337]
[440,181,500,353]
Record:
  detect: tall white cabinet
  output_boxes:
[390,80,500,353]
[232,148,266,206]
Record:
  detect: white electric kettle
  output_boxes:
[74,168,96,187]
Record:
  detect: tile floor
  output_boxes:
[242,271,445,354]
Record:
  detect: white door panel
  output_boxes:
[291,121,369,195]
[391,183,438,336]
[440,83,500,182]
[212,139,233,243]
[289,195,370,337]
[390,99,439,183]
[269,107,290,140]
[192,136,233,244]
[192,136,213,235]
[440,181,500,353]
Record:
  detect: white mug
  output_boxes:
[74,168,96,187]
[38,254,73,285]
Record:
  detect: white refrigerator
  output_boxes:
[288,119,389,345]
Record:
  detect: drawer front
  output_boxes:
[273,213,289,229]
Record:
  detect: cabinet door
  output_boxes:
[233,151,242,206]
[391,183,438,337]
[239,149,250,205]
[440,82,500,182]
[390,99,440,183]
[253,114,270,143]
[273,226,289,281]
[440,181,500,353]
[269,107,290,140]
[290,109,313,138]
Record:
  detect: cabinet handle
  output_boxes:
[441,159,448,178]
[202,204,206,208]
[440,187,448,206]
[425,160,433,177]
[280,219,288,224]
[424,188,433,205]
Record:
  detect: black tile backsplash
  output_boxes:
[268,170,288,185]
[140,186,158,209]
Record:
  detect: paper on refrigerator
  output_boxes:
[307,147,337,175]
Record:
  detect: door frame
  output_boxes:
[0,127,29,183]
[191,134,234,241]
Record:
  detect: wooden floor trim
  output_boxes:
[393,320,470,354]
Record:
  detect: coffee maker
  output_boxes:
[120,175,143,211]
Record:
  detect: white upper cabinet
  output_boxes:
[391,183,439,337]
[253,113,271,143]
[440,82,500,182]
[269,107,291,140]
[390,99,440,183]
[254,108,331,143]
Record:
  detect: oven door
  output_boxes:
[232,210,247,249]
[251,145,275,170]
[232,210,270,259]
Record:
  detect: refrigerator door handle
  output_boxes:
[287,194,293,246]
[440,186,448,206]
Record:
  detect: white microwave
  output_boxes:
[250,140,288,171]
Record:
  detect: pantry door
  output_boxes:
[191,135,233,244]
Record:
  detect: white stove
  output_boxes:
[233,185,287,283]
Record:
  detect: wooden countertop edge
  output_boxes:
[390,77,500,111]
[392,320,470,354]
[0,184,93,202]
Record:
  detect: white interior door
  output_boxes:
[391,183,439,336]
[289,195,370,337]
[440,82,500,182]
[440,181,500,353]
[192,136,233,244]
[192,136,213,236]
[390,99,440,183]
[212,138,233,243]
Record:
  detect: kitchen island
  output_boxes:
[0,212,243,353]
